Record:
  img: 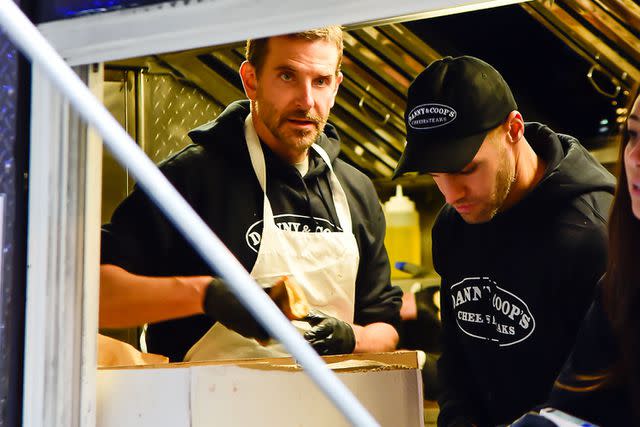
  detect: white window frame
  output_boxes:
[24,1,526,426]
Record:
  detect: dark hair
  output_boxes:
[603,91,640,417]
[245,26,343,76]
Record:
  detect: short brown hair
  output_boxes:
[245,26,344,76]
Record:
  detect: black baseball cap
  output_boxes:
[393,56,517,177]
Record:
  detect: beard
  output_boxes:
[487,143,516,220]
[254,99,327,153]
[459,142,515,224]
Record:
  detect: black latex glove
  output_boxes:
[203,278,270,341]
[302,310,356,355]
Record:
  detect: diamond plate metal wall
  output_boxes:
[0,1,27,424]
[101,71,221,226]
[144,73,221,163]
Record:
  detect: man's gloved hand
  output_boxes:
[203,278,270,341]
[302,310,356,355]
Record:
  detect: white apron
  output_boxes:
[185,115,359,361]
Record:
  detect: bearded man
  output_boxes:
[394,56,615,427]
[99,27,402,362]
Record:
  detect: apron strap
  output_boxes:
[245,114,267,193]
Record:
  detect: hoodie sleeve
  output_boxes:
[100,147,203,275]
[351,178,403,330]
[433,213,480,427]
[101,186,168,273]
[555,218,607,337]
[539,205,609,391]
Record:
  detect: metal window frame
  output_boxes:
[24,63,102,427]
[24,1,526,427]
[38,0,526,66]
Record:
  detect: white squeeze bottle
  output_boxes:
[383,185,421,279]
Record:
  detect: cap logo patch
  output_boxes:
[407,103,457,130]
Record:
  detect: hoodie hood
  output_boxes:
[521,122,615,205]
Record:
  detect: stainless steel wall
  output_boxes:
[101,68,222,223]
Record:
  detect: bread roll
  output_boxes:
[268,276,310,320]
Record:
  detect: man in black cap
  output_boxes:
[394,56,615,426]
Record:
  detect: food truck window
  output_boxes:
[22,0,639,425]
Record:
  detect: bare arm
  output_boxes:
[352,322,399,353]
[99,264,210,328]
[400,292,418,320]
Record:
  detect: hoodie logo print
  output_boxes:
[407,103,457,130]
[450,277,536,347]
[245,214,341,253]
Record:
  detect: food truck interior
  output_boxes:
[100,0,639,284]
[14,1,638,425]
[96,0,640,351]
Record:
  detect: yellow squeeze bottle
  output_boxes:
[383,185,421,279]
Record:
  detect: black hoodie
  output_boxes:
[101,100,402,361]
[434,123,615,427]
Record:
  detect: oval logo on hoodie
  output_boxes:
[245,214,341,253]
[407,103,457,130]
[450,277,536,347]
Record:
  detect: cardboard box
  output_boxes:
[97,351,424,426]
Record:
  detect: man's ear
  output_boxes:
[239,61,258,100]
[506,110,525,144]
[330,71,344,108]
[334,71,343,94]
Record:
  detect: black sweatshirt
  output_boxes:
[434,123,615,427]
[101,100,402,361]
[546,284,635,426]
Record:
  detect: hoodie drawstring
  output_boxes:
[315,174,342,231]
[298,175,321,230]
